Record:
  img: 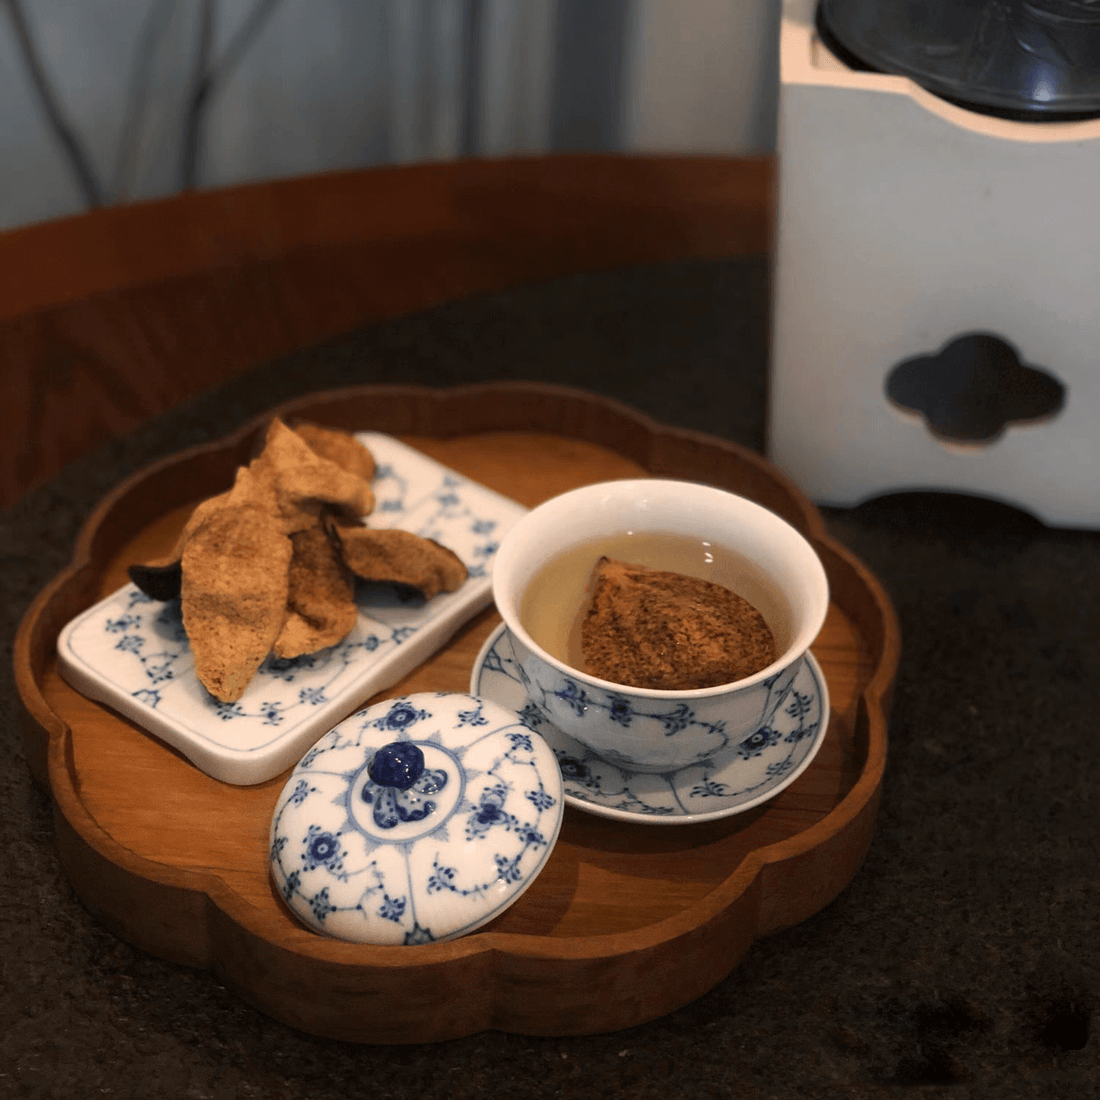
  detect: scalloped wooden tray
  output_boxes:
[15,382,899,1043]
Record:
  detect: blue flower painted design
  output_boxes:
[105,614,140,633]
[144,660,176,685]
[132,688,161,708]
[298,745,323,769]
[303,827,344,873]
[299,686,327,706]
[689,778,732,799]
[259,702,284,726]
[508,731,533,752]
[607,696,634,727]
[310,887,336,924]
[517,824,546,847]
[115,634,143,654]
[457,703,488,727]
[657,704,694,736]
[378,894,407,923]
[557,754,591,782]
[526,788,556,811]
[467,786,512,838]
[786,720,818,744]
[554,680,589,716]
[287,779,311,805]
[786,691,814,721]
[428,863,457,893]
[494,853,524,884]
[736,726,780,759]
[373,700,429,732]
[518,702,543,728]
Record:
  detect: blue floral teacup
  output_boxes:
[491,479,829,773]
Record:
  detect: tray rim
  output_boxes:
[14,381,900,1035]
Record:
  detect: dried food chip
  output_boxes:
[128,421,468,703]
[253,419,374,532]
[334,525,467,600]
[580,557,777,690]
[181,503,293,703]
[273,524,358,658]
[128,465,277,599]
[292,421,376,482]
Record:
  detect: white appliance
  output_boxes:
[768,0,1100,527]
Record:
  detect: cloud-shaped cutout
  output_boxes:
[885,333,1066,443]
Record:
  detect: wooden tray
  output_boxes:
[15,382,899,1043]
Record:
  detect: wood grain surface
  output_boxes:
[1,155,774,509]
[15,383,899,1043]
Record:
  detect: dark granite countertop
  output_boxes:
[3,258,1096,1098]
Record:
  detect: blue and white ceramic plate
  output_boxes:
[471,623,829,825]
[56,434,527,786]
[269,692,563,944]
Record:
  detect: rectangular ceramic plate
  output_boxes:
[56,433,527,785]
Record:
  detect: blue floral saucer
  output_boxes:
[470,623,829,825]
[269,692,563,944]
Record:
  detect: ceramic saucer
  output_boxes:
[470,623,830,825]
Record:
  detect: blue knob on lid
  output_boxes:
[367,741,425,790]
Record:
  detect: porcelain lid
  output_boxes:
[269,691,563,945]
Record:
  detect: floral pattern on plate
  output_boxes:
[56,433,527,786]
[470,623,829,825]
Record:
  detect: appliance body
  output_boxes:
[769,0,1100,527]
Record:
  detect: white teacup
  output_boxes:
[491,479,829,773]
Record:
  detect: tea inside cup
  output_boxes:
[491,479,829,774]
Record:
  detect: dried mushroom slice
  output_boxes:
[273,524,358,659]
[253,418,375,532]
[127,559,183,602]
[333,526,467,600]
[181,502,293,703]
[292,421,376,482]
[128,465,278,599]
[580,557,777,691]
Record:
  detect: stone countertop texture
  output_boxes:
[3,258,1097,1098]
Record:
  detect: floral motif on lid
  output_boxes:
[269,692,563,945]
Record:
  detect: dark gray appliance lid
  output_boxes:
[817,0,1100,121]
